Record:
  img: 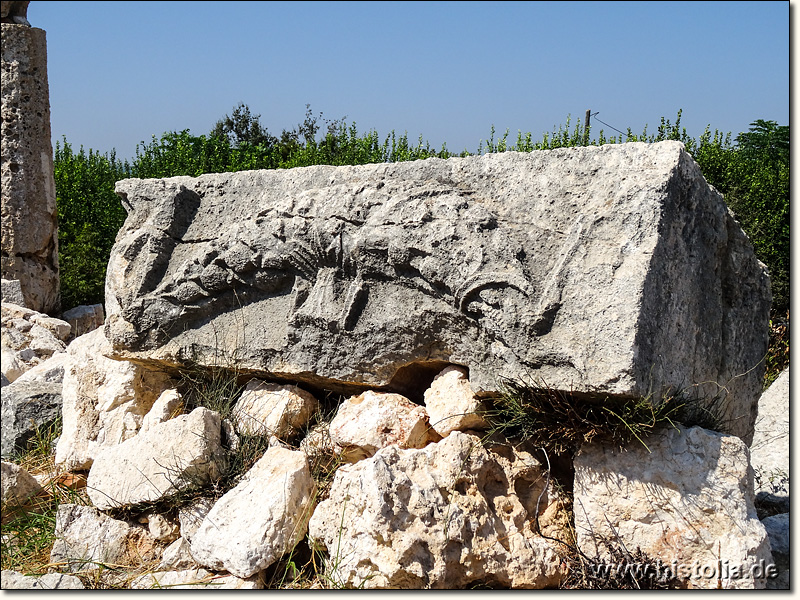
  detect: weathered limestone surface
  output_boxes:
[86,407,227,510]
[1,570,84,590]
[750,367,789,505]
[328,390,438,462]
[131,568,264,590]
[573,425,773,589]
[762,513,789,589]
[189,447,315,579]
[424,365,488,436]
[55,328,175,471]
[50,504,160,572]
[1,22,59,314]
[308,431,566,589]
[1,460,42,505]
[1,302,70,383]
[1,379,61,457]
[105,143,770,442]
[231,379,318,439]
[61,303,105,341]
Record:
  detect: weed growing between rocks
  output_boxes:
[1,419,91,575]
[484,377,726,457]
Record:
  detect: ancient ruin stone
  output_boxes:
[1,379,61,458]
[105,143,769,443]
[61,303,105,341]
[750,368,789,507]
[1,571,84,589]
[1,302,69,381]
[86,407,227,510]
[1,20,59,314]
[424,365,488,437]
[55,327,175,471]
[307,431,566,589]
[189,447,315,579]
[231,379,318,439]
[50,504,160,572]
[130,569,264,590]
[573,425,773,589]
[1,460,42,505]
[328,390,438,462]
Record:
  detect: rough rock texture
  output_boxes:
[424,365,488,436]
[50,504,159,572]
[1,22,59,315]
[1,277,25,305]
[61,303,105,340]
[1,460,42,505]
[189,446,315,579]
[231,379,318,438]
[131,568,264,590]
[55,328,175,471]
[105,143,770,443]
[86,407,227,510]
[1,379,61,457]
[158,537,200,571]
[178,496,215,544]
[12,349,68,385]
[1,302,69,382]
[750,368,789,506]
[308,431,566,589]
[761,513,788,589]
[140,388,183,432]
[328,390,438,462]
[573,425,773,589]
[1,570,84,589]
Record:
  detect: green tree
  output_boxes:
[210,102,277,149]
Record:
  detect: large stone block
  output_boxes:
[1,23,59,315]
[573,425,773,589]
[105,143,770,441]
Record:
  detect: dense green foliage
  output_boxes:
[53,107,789,329]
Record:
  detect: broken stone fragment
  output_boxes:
[49,504,159,572]
[328,390,438,462]
[55,327,175,471]
[189,446,315,579]
[130,568,264,589]
[423,365,488,437]
[1,460,42,505]
[86,406,227,510]
[308,431,566,589]
[231,379,318,439]
[573,425,773,589]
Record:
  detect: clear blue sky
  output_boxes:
[28,1,789,161]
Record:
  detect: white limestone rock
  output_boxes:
[1,303,68,381]
[61,303,105,340]
[750,368,789,505]
[131,568,264,589]
[140,388,183,432]
[12,350,69,385]
[231,379,318,439]
[178,496,216,544]
[307,431,566,589]
[55,328,174,471]
[86,407,227,510]
[423,365,488,437]
[1,570,85,589]
[762,513,788,589]
[49,504,159,572]
[573,425,773,589]
[158,537,200,571]
[190,446,315,579]
[329,390,438,462]
[1,460,42,505]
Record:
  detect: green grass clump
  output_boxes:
[484,377,725,456]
